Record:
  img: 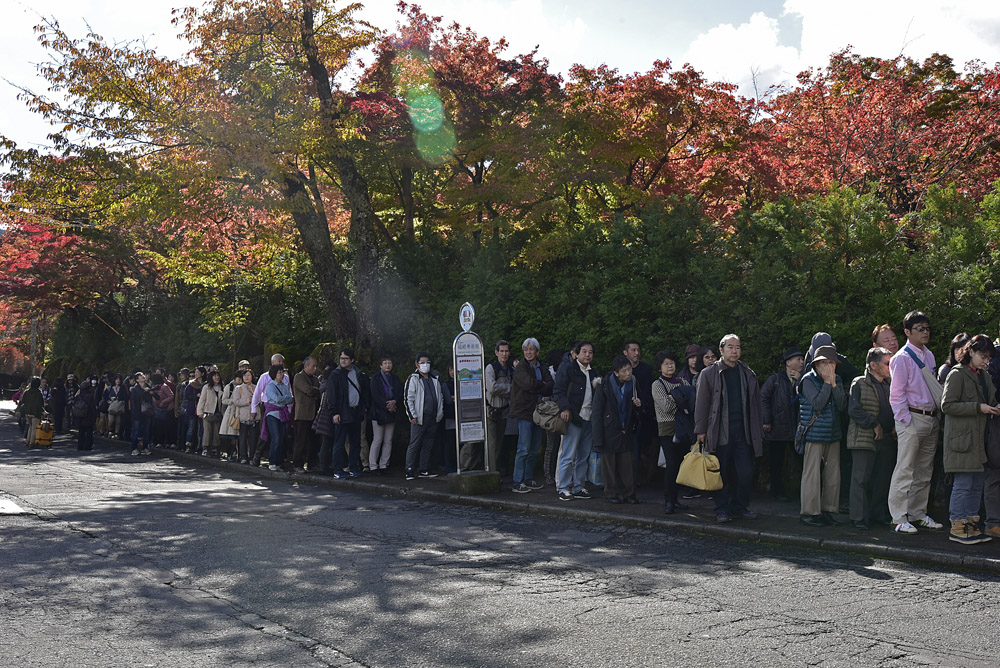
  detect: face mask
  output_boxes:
[418,363,431,374]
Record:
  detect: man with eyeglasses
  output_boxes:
[887,311,945,534]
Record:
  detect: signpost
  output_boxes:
[452,302,489,474]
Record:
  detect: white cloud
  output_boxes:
[784,0,1000,71]
[683,12,800,98]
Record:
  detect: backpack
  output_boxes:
[72,392,90,418]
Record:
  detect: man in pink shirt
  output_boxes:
[887,311,945,534]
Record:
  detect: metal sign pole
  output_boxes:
[453,302,487,476]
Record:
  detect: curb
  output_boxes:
[96,435,1000,575]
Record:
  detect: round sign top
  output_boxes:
[460,302,475,332]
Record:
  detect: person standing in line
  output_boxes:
[404,353,445,480]
[678,344,702,385]
[481,340,515,474]
[250,353,289,461]
[262,365,294,471]
[694,334,764,523]
[219,371,244,461]
[129,372,153,456]
[233,369,256,465]
[554,341,599,502]
[592,355,642,504]
[327,348,371,478]
[761,347,804,502]
[74,378,98,451]
[888,311,946,534]
[846,347,897,529]
[941,335,1000,544]
[651,349,690,514]
[509,338,554,493]
[197,370,225,458]
[797,346,847,527]
[369,355,403,475]
[622,339,655,479]
[872,324,900,355]
[292,357,321,473]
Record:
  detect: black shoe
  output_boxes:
[851,520,870,530]
[735,510,758,520]
[822,512,843,526]
[664,501,677,514]
[608,497,623,504]
[800,514,827,527]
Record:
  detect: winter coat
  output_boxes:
[75,384,98,427]
[553,358,599,426]
[19,388,45,419]
[232,382,255,424]
[404,371,445,426]
[152,384,174,411]
[693,360,764,456]
[197,384,224,418]
[942,364,995,473]
[510,360,554,421]
[760,370,798,441]
[370,371,404,425]
[591,373,637,454]
[292,370,321,421]
[184,380,203,418]
[219,382,241,437]
[797,369,846,444]
[326,365,371,424]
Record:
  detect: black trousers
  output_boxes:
[602,450,635,500]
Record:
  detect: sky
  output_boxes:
[2,0,1000,150]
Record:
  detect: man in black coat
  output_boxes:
[327,347,371,478]
[623,339,655,479]
[761,347,804,501]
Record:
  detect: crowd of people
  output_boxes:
[12,309,1000,546]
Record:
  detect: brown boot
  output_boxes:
[984,525,1000,539]
[966,516,992,544]
[949,519,972,544]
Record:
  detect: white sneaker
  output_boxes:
[268,464,280,471]
[894,521,918,534]
[131,448,140,456]
[916,515,944,530]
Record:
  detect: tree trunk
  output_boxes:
[280,172,358,340]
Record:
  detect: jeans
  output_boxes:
[266,415,286,466]
[950,471,986,521]
[514,419,544,485]
[557,420,592,493]
[131,416,151,450]
[715,437,754,515]
[333,420,363,473]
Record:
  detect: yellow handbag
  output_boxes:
[676,443,723,491]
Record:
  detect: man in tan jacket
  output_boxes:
[292,357,321,472]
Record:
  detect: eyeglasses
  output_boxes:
[912,326,931,333]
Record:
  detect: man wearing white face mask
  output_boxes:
[404,353,445,480]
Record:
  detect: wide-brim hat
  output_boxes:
[812,345,838,364]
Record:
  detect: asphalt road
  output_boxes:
[2,414,999,667]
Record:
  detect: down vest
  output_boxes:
[797,370,846,443]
